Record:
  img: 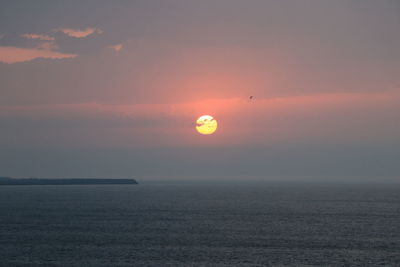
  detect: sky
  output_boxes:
[0,0,399,180]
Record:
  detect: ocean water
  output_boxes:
[0,182,399,266]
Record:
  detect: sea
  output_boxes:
[0,181,399,266]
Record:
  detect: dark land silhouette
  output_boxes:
[0,177,138,185]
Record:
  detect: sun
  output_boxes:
[196,115,217,135]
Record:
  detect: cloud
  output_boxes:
[0,41,398,108]
[21,33,55,41]
[55,27,103,38]
[34,41,58,51]
[108,44,123,52]
[1,89,399,147]
[0,34,5,40]
[0,46,77,64]
[20,33,59,51]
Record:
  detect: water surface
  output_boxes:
[1,182,399,266]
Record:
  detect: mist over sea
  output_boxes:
[1,181,399,266]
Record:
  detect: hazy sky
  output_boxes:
[0,0,399,180]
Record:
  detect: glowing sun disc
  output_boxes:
[196,115,217,135]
